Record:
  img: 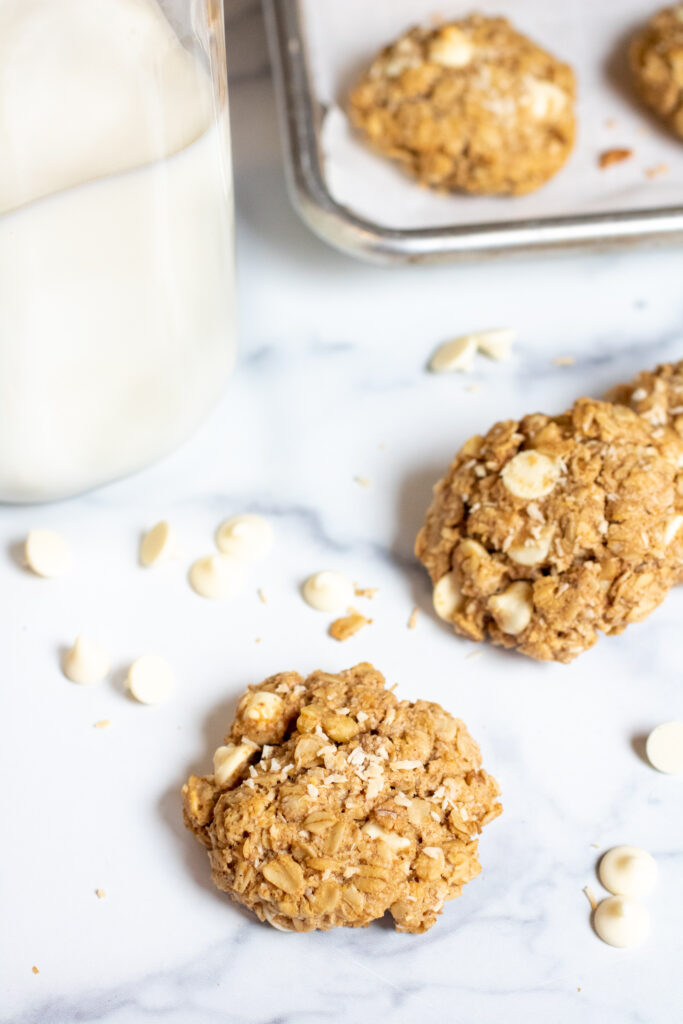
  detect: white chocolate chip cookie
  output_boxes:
[630,7,683,140]
[182,663,501,934]
[415,398,683,662]
[349,15,575,196]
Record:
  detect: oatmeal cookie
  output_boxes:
[182,663,501,933]
[348,15,576,196]
[630,6,683,139]
[415,398,683,663]
[610,359,683,436]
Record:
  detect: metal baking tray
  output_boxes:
[263,0,683,263]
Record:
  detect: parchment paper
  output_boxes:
[301,0,683,229]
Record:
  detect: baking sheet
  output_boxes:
[301,0,683,230]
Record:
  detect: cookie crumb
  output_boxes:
[32,966,39,975]
[583,884,597,911]
[257,588,267,605]
[465,649,483,661]
[465,384,481,393]
[354,476,372,488]
[93,719,111,729]
[645,162,668,179]
[354,586,378,599]
[553,355,575,366]
[95,888,107,899]
[604,117,617,129]
[255,637,262,644]
[599,147,632,169]
[407,606,419,629]
[329,608,372,641]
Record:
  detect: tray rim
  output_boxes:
[263,0,683,264]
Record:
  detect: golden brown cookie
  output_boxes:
[182,663,501,933]
[630,6,683,139]
[415,399,683,663]
[348,15,576,196]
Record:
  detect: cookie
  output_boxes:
[182,663,501,934]
[630,6,683,139]
[610,359,683,435]
[415,398,683,663]
[348,15,576,196]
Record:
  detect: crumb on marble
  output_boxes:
[32,966,39,975]
[95,888,107,900]
[354,585,378,599]
[599,147,632,169]
[645,163,668,180]
[407,606,419,630]
[354,475,372,489]
[604,118,617,129]
[93,719,111,729]
[257,588,267,605]
[465,384,481,393]
[329,608,372,641]
[582,885,597,911]
[255,637,262,644]
[553,355,575,366]
[465,650,483,661]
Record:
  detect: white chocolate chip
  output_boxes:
[645,721,683,774]
[433,571,463,620]
[189,553,246,600]
[244,691,284,723]
[62,635,110,685]
[508,528,553,566]
[213,741,259,787]
[384,55,421,78]
[215,515,274,562]
[663,514,683,546]
[488,581,533,635]
[501,451,560,500]
[429,335,477,374]
[126,654,175,705]
[139,521,180,567]
[473,328,516,361]
[428,26,473,68]
[302,571,354,612]
[524,79,567,119]
[593,896,650,948]
[24,529,71,578]
[458,538,488,560]
[599,846,657,899]
[362,822,410,852]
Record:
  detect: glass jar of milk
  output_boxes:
[0,0,236,502]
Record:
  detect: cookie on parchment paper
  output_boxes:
[349,15,576,196]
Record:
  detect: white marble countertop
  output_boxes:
[2,4,682,1023]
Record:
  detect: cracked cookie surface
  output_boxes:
[630,6,683,139]
[415,398,683,663]
[348,15,576,196]
[182,663,501,933]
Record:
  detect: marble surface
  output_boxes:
[2,4,683,1023]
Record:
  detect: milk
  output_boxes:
[0,0,235,501]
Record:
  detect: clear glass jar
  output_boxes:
[0,0,235,502]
